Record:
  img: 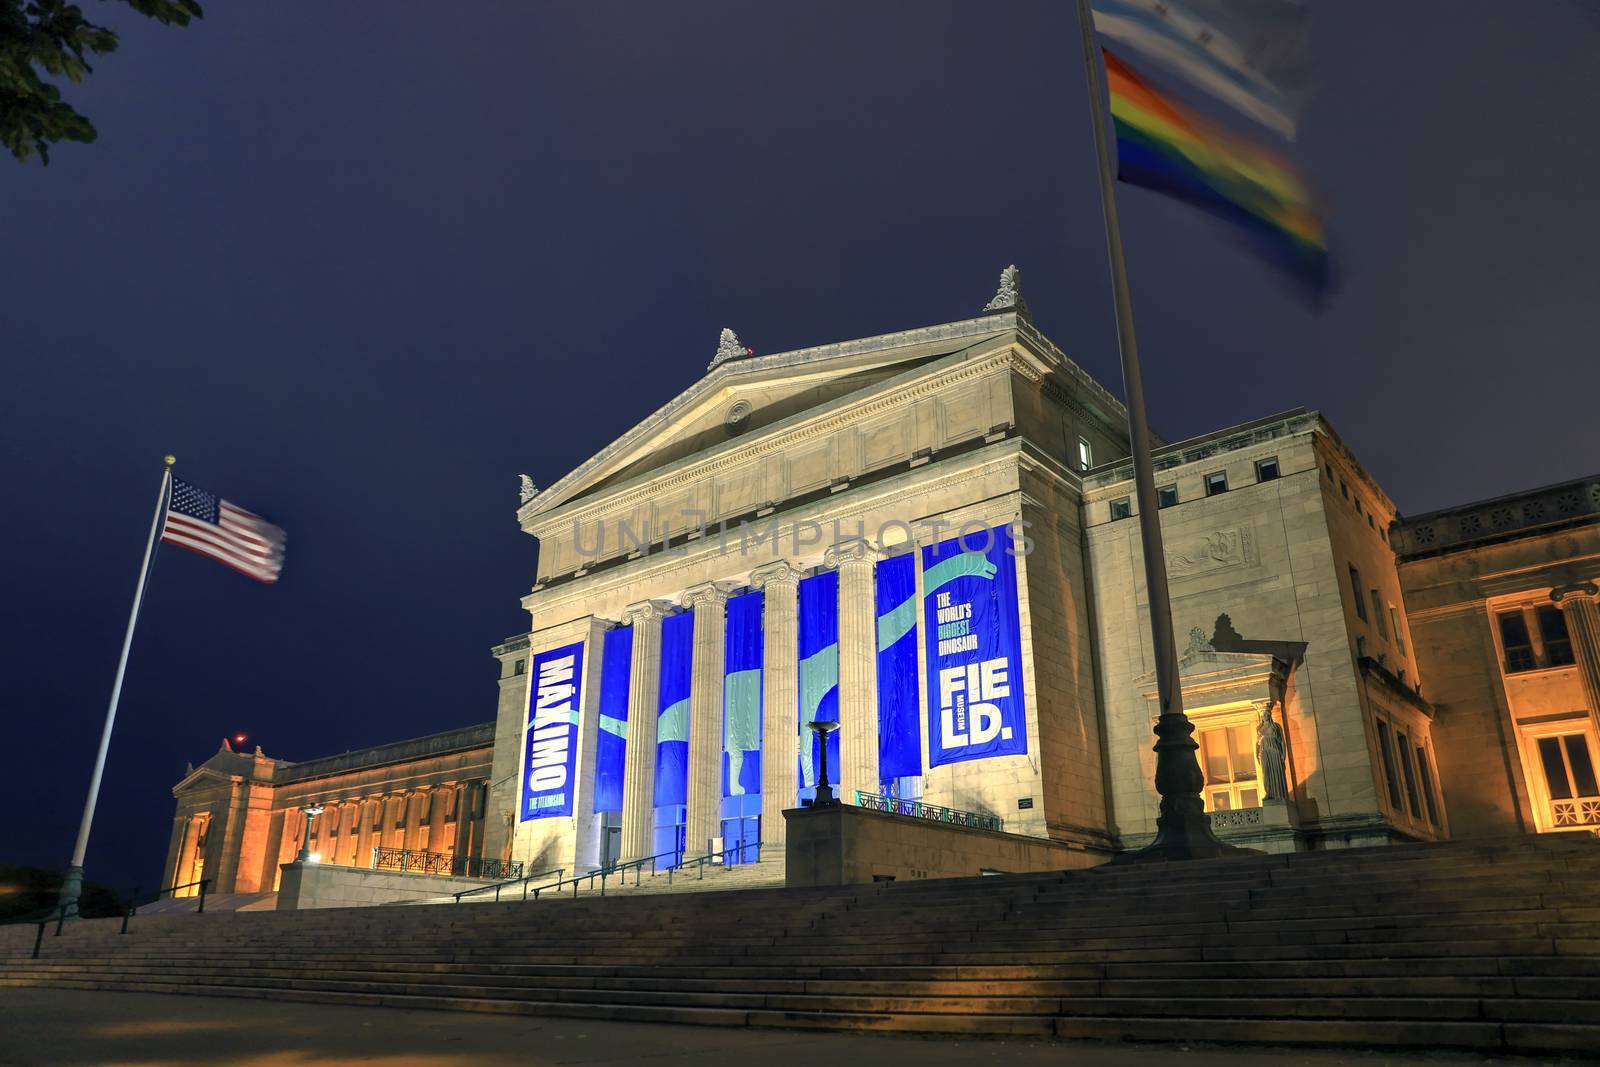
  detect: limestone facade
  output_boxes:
[165,290,1598,893]
[1395,475,1600,837]
[164,724,492,896]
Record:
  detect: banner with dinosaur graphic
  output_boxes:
[922,525,1029,767]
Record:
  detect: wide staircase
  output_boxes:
[3,834,1597,1053]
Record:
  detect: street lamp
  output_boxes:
[807,720,840,806]
[295,804,325,863]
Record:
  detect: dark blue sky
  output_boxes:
[4,2,1596,892]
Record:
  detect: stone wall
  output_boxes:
[275,861,496,911]
[782,804,1106,886]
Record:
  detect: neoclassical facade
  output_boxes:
[167,274,1600,896]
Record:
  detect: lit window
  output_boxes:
[1255,457,1280,482]
[1110,497,1132,520]
[1498,611,1535,673]
[1349,566,1368,621]
[1205,471,1228,496]
[1198,721,1259,812]
[1371,591,1388,639]
[1537,606,1575,667]
[1537,734,1600,803]
[1078,437,1093,471]
[1157,485,1178,508]
[1389,606,1406,654]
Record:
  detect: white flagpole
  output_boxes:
[58,454,176,916]
[1071,0,1232,859]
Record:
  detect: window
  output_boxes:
[1078,437,1093,471]
[1396,729,1422,818]
[1350,566,1368,621]
[1255,457,1280,482]
[514,658,526,676]
[1198,720,1259,811]
[1205,471,1228,496]
[1110,497,1132,520]
[1371,591,1389,639]
[1538,735,1600,803]
[1498,611,1536,673]
[1340,479,1349,500]
[394,801,407,829]
[1157,485,1178,509]
[1376,720,1403,809]
[1537,606,1575,667]
[444,790,459,824]
[1389,606,1406,655]
[1415,745,1440,826]
[1355,497,1364,516]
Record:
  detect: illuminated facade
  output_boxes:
[166,276,1599,898]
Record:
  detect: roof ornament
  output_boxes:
[982,264,1031,319]
[518,474,538,505]
[708,327,751,371]
[1185,626,1215,655]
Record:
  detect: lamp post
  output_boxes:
[807,720,840,806]
[295,805,324,863]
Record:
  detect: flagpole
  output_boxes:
[58,454,176,917]
[1071,0,1234,860]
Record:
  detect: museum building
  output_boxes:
[162,271,1600,898]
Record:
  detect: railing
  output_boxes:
[449,866,567,904]
[369,847,523,880]
[855,791,1003,833]
[451,840,762,904]
[5,877,211,959]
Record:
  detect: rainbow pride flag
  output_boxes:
[1105,49,1327,287]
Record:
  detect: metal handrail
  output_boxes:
[855,790,1003,833]
[450,866,567,904]
[453,839,762,904]
[8,876,212,959]
[370,846,524,880]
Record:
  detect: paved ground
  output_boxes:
[0,989,1574,1067]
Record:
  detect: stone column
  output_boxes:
[1552,581,1600,733]
[752,561,801,851]
[173,816,202,891]
[828,538,880,803]
[620,600,669,862]
[353,797,376,867]
[684,582,735,858]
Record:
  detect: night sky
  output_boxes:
[4,2,1596,894]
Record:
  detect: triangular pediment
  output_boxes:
[521,314,1027,521]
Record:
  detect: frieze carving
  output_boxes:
[1166,527,1256,577]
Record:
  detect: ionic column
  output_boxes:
[752,561,801,851]
[620,600,669,863]
[828,538,880,802]
[684,582,735,857]
[1552,581,1600,733]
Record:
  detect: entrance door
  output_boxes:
[720,816,760,865]
[652,804,686,868]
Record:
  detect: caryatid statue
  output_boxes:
[1255,698,1289,802]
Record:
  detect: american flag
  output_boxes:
[161,477,287,584]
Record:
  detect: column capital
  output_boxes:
[825,537,879,571]
[623,598,674,624]
[749,560,802,591]
[681,581,738,609]
[1551,581,1600,606]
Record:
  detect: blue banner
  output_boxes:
[592,625,632,814]
[875,553,921,782]
[922,525,1028,767]
[723,590,763,798]
[654,610,693,808]
[797,570,839,800]
[521,641,585,820]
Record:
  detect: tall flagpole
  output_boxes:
[58,454,176,916]
[1071,0,1235,860]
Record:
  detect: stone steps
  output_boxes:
[5,833,1598,1053]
